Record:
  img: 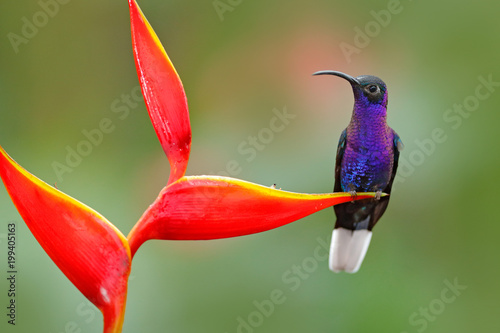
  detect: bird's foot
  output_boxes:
[375,190,382,201]
[349,190,357,202]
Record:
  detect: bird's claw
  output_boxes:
[349,190,357,202]
[375,190,382,201]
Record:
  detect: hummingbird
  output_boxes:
[313,70,403,273]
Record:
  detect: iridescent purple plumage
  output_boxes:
[314,71,403,273]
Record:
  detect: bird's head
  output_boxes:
[313,71,388,109]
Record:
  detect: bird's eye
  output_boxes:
[368,85,378,93]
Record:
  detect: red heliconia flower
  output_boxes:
[0,2,383,332]
[0,146,130,333]
[126,0,381,257]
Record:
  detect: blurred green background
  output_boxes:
[1,0,499,332]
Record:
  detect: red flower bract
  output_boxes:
[128,176,380,257]
[129,0,191,185]
[0,146,130,333]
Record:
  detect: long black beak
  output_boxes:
[313,70,360,86]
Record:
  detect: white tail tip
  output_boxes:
[329,228,372,273]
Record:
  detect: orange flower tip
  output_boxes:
[101,289,128,333]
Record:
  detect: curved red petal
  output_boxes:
[0,146,130,333]
[129,0,191,185]
[128,176,380,257]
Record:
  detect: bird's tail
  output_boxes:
[329,227,372,273]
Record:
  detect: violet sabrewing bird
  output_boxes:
[313,70,403,273]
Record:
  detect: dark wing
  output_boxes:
[333,129,347,193]
[383,130,403,194]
